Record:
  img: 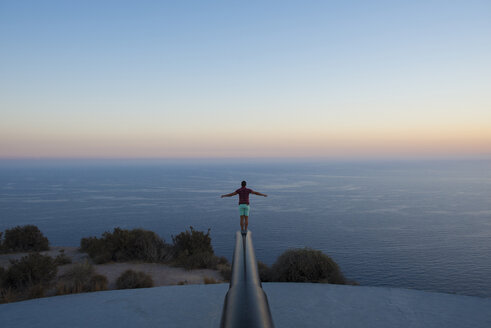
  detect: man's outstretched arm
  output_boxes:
[252,190,268,197]
[221,191,238,198]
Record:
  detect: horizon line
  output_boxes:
[1,154,490,163]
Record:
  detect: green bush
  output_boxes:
[0,225,49,253]
[116,270,153,289]
[3,253,57,290]
[1,254,56,303]
[80,228,170,264]
[172,227,225,269]
[257,261,272,282]
[56,261,108,295]
[80,237,110,264]
[172,227,213,255]
[271,248,346,284]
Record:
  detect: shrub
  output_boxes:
[54,249,72,265]
[0,225,49,253]
[90,274,109,292]
[56,261,108,295]
[176,251,222,270]
[3,253,57,290]
[218,264,231,282]
[203,276,217,284]
[172,226,213,255]
[80,237,110,264]
[54,254,72,265]
[0,287,17,304]
[80,228,170,264]
[271,248,346,284]
[172,227,224,269]
[257,261,272,282]
[27,284,46,299]
[0,266,5,285]
[0,266,6,299]
[1,254,56,303]
[116,270,153,289]
[59,261,94,285]
[216,256,229,265]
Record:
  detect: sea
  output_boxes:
[1,158,490,297]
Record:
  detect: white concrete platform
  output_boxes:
[1,283,490,328]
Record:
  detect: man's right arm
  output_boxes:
[221,191,238,198]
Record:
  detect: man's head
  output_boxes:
[241,180,247,187]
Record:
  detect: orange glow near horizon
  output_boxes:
[1,122,490,159]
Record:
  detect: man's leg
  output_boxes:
[243,205,250,231]
[240,215,245,231]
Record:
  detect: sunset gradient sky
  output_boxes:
[1,1,490,159]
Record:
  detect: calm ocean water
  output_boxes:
[0,159,490,297]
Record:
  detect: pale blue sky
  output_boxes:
[1,1,490,158]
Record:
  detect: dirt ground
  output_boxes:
[0,246,225,289]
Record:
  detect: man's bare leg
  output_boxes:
[240,215,245,231]
[244,216,249,231]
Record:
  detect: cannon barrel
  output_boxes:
[220,231,275,328]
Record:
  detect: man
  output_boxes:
[221,181,267,234]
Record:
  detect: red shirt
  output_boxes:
[236,187,253,205]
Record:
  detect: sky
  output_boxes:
[1,0,490,159]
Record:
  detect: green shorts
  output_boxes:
[239,204,250,216]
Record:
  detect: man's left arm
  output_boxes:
[252,190,267,197]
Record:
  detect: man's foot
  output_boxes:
[241,230,247,236]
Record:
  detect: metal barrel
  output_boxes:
[220,231,275,328]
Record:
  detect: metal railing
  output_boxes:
[220,231,275,328]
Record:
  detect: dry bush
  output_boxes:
[27,284,46,299]
[56,261,108,295]
[174,252,221,270]
[116,270,154,289]
[0,287,17,304]
[54,249,72,265]
[203,276,217,284]
[89,274,108,292]
[218,263,231,282]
